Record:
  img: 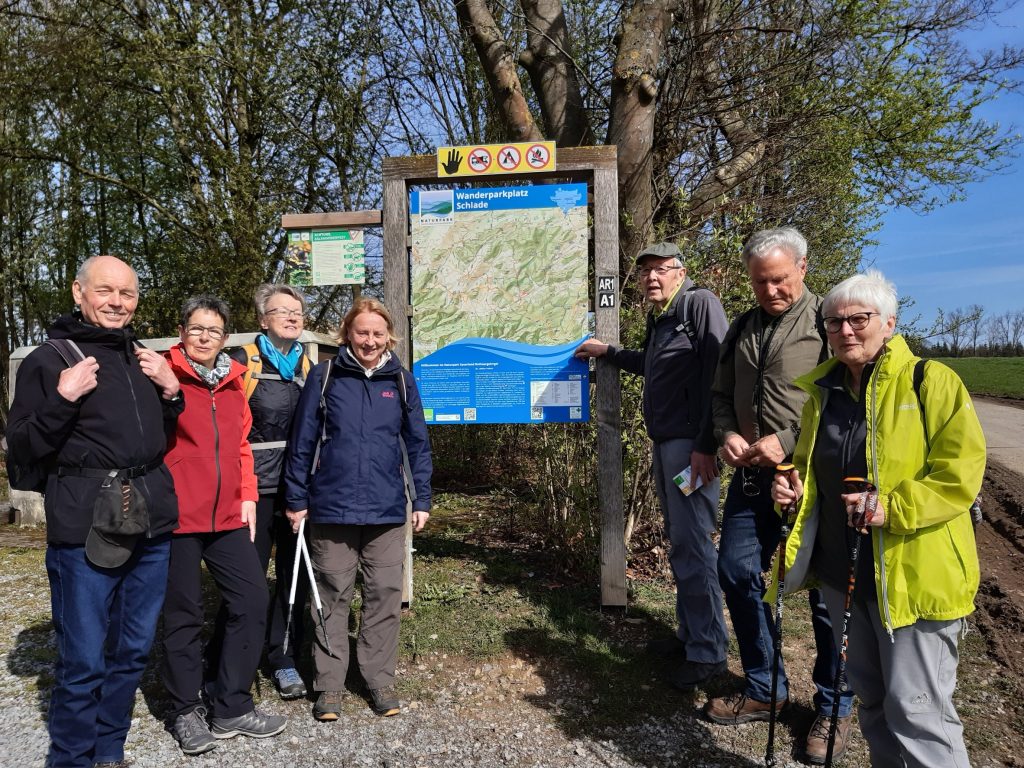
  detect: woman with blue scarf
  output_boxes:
[216,284,312,701]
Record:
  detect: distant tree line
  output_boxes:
[919,305,1024,357]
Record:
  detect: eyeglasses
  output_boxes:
[741,467,761,497]
[264,307,304,319]
[185,324,226,340]
[638,266,682,278]
[822,312,879,334]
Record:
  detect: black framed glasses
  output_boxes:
[822,312,878,334]
[638,265,682,278]
[185,324,226,340]
[741,466,761,497]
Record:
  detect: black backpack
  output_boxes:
[4,339,87,493]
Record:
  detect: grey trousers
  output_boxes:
[309,523,405,692]
[821,584,971,768]
[652,438,728,664]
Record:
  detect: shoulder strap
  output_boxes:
[310,359,333,476]
[241,343,261,400]
[393,369,416,504]
[674,286,700,350]
[814,306,830,364]
[44,339,86,368]
[913,358,927,401]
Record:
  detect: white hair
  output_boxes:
[823,269,898,321]
[741,227,807,266]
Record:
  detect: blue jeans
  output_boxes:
[718,470,853,716]
[46,538,170,768]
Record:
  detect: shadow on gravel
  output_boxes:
[7,620,55,717]
[417,534,774,766]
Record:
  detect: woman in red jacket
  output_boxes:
[162,295,287,756]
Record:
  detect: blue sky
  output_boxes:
[868,3,1024,333]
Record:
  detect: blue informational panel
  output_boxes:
[410,184,590,425]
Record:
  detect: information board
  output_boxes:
[410,184,589,424]
[286,229,365,286]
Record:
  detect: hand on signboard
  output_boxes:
[442,149,463,174]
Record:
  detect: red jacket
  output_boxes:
[165,344,258,534]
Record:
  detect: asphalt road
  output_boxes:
[974,397,1024,470]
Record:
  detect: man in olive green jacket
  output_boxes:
[705,227,853,764]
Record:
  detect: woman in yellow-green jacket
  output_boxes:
[772,269,984,768]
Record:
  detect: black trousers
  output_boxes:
[209,494,309,673]
[162,527,268,719]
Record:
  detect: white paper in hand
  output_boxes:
[672,466,704,496]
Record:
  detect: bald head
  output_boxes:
[72,255,140,329]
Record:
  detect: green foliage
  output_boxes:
[933,357,1024,399]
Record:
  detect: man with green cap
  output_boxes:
[575,241,729,690]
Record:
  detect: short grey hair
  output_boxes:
[179,294,231,329]
[823,269,898,321]
[254,283,306,318]
[741,227,808,266]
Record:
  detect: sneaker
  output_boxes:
[313,690,344,722]
[368,686,400,716]
[93,762,130,767]
[171,706,218,755]
[274,667,307,700]
[704,692,787,725]
[803,713,853,764]
[210,707,287,739]
[645,635,688,660]
[667,659,727,691]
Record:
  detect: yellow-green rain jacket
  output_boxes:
[772,334,985,633]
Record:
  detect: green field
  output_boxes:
[934,357,1024,399]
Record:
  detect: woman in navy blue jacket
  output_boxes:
[284,298,432,722]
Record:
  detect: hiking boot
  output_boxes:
[369,686,400,716]
[313,690,344,722]
[171,706,218,755]
[704,692,787,725]
[274,667,307,700]
[645,635,688,660]
[210,707,287,739]
[667,659,727,691]
[93,762,130,767]
[803,713,853,764]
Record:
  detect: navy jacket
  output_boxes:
[5,312,182,543]
[605,278,728,450]
[283,348,433,525]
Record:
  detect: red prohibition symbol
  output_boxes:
[526,143,550,168]
[468,147,492,173]
[497,145,521,171]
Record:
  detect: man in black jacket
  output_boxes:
[575,241,730,690]
[6,255,183,768]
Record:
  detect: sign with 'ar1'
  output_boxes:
[597,275,617,308]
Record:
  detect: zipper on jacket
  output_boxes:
[210,390,222,532]
[120,350,154,537]
[868,352,896,641]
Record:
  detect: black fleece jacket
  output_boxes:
[5,313,183,544]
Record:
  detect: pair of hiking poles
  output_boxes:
[765,464,873,768]
[282,517,332,657]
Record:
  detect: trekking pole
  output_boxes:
[299,525,333,656]
[766,463,799,768]
[824,476,875,767]
[281,517,306,657]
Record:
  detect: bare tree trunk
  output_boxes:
[607,0,679,265]
[519,0,593,146]
[454,0,543,141]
